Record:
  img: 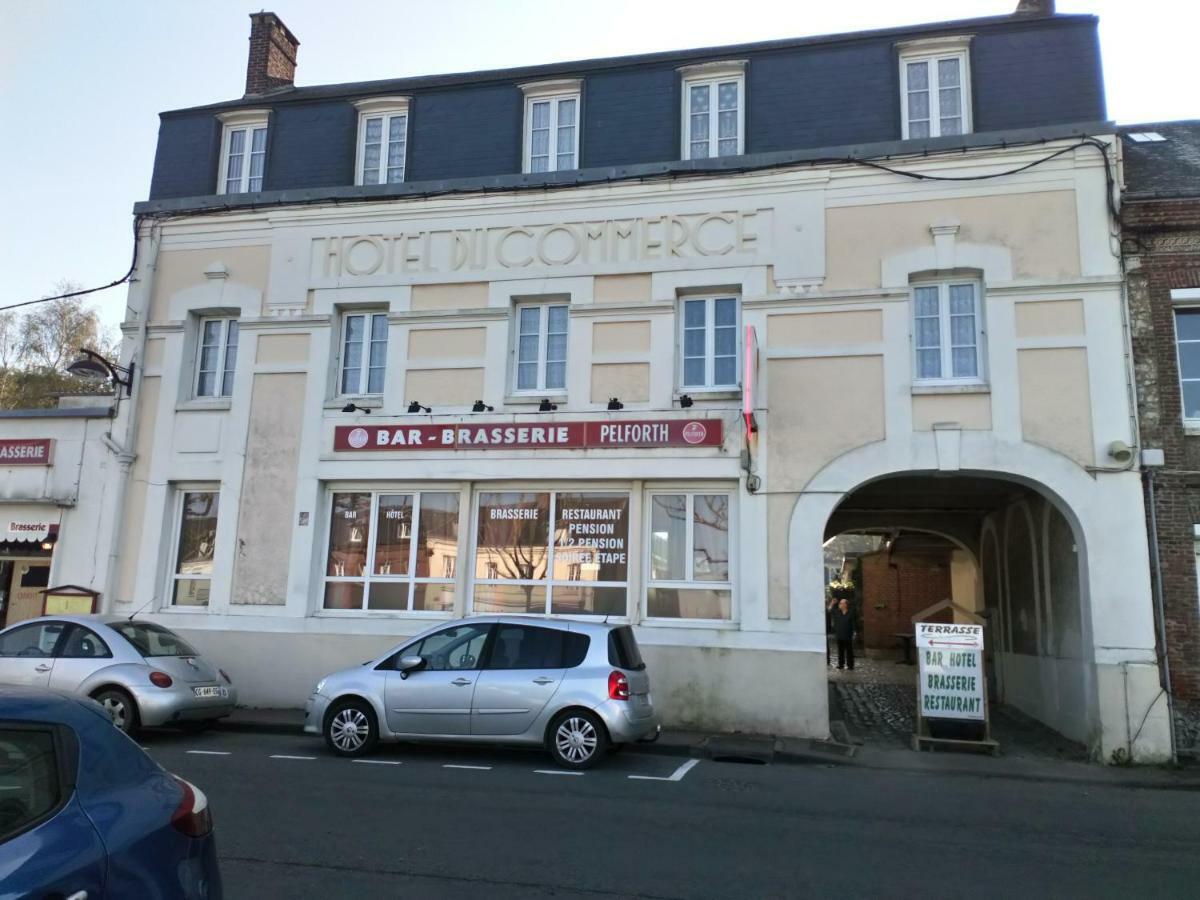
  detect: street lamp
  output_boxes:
[65,348,135,397]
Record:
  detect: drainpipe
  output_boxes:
[1144,467,1178,764]
[100,222,160,609]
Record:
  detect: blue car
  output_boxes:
[0,685,221,898]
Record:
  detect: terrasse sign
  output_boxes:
[333,419,723,451]
[316,210,760,277]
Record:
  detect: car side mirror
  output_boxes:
[397,655,425,679]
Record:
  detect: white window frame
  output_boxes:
[679,61,746,160]
[1173,301,1200,425]
[643,488,736,625]
[511,300,569,395]
[520,79,582,174]
[194,317,239,399]
[217,110,270,195]
[168,487,220,608]
[679,295,741,392]
[338,311,389,398]
[468,489,631,619]
[910,280,986,386]
[898,38,972,140]
[321,489,461,616]
[354,96,410,186]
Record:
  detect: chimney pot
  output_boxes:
[245,12,299,96]
[1014,0,1055,15]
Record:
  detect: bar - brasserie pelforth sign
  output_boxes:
[334,419,723,451]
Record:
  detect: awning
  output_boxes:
[1,505,62,543]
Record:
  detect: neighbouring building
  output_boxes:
[1121,120,1200,758]
[91,3,1172,760]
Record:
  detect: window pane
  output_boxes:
[917,349,942,379]
[327,492,371,577]
[714,298,737,327]
[374,494,413,576]
[221,321,238,396]
[684,299,706,328]
[689,84,709,113]
[473,584,546,615]
[531,101,550,129]
[907,61,929,90]
[683,357,705,386]
[387,139,405,169]
[547,305,568,333]
[557,125,574,154]
[557,151,575,170]
[367,582,410,611]
[939,87,961,120]
[948,284,974,314]
[550,585,626,616]
[488,625,564,669]
[909,120,930,139]
[952,347,978,378]
[323,581,364,610]
[554,493,629,583]
[915,317,940,350]
[249,151,265,179]
[1179,343,1200,380]
[517,362,537,390]
[519,306,541,335]
[692,495,729,581]
[715,327,736,357]
[545,361,566,390]
[690,140,709,160]
[1175,310,1200,341]
[546,332,567,363]
[388,115,406,142]
[367,366,385,394]
[914,286,940,317]
[684,328,705,358]
[647,587,732,620]
[173,579,211,607]
[518,334,539,364]
[714,356,737,386]
[531,129,549,156]
[1182,381,1200,420]
[649,495,686,580]
[558,98,576,126]
[415,493,460,579]
[365,117,383,142]
[908,91,929,120]
[176,492,219,578]
[412,582,455,613]
[475,492,549,580]
[937,57,960,89]
[690,114,709,144]
[940,118,962,136]
[718,138,738,157]
[0,729,60,842]
[251,128,267,153]
[950,315,976,346]
[717,82,738,110]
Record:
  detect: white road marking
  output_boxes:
[534,769,584,776]
[628,758,701,782]
[444,764,492,770]
[353,759,402,766]
[270,754,317,761]
[186,750,231,756]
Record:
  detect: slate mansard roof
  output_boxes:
[140,11,1108,213]
[1121,121,1200,201]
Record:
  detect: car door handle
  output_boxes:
[532,677,555,685]
[35,664,52,673]
[451,678,473,686]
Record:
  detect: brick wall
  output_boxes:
[859,551,952,651]
[1124,196,1200,748]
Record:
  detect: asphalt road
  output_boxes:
[138,728,1200,899]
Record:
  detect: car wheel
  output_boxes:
[324,699,378,758]
[548,710,608,770]
[93,688,139,735]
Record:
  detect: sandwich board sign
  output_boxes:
[910,599,998,754]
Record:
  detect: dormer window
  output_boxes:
[898,37,972,139]
[355,97,410,185]
[520,79,581,173]
[680,61,745,160]
[218,110,269,194]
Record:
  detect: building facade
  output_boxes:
[1122,121,1200,757]
[102,6,1171,760]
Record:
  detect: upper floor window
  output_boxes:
[513,302,568,393]
[912,281,984,384]
[680,296,739,390]
[218,111,269,194]
[681,62,745,160]
[340,311,389,397]
[1173,307,1200,422]
[195,317,238,398]
[899,40,971,139]
[355,97,409,185]
[521,80,581,173]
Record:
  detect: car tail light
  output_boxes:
[170,776,213,838]
[219,669,232,684]
[149,671,173,688]
[608,670,630,701]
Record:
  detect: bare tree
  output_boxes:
[0,311,19,369]
[20,281,105,371]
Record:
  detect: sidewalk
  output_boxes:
[219,706,1200,790]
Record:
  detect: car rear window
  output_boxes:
[607,627,645,671]
[111,622,198,658]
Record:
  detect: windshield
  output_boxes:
[112,622,199,658]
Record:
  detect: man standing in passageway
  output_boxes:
[828,597,856,670]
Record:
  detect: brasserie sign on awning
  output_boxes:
[334,418,723,451]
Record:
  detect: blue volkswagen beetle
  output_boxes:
[0,685,221,898]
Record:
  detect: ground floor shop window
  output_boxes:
[473,491,628,616]
[324,491,459,612]
[646,492,732,620]
[171,490,220,606]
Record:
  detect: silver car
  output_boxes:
[304,616,659,769]
[0,615,237,734]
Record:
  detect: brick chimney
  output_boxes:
[1014,0,1055,15]
[245,12,299,96]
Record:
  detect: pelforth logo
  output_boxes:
[681,422,707,444]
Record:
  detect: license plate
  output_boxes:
[193,686,227,699]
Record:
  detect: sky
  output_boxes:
[2,0,1197,332]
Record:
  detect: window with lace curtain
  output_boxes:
[681,67,744,160]
[218,115,268,194]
